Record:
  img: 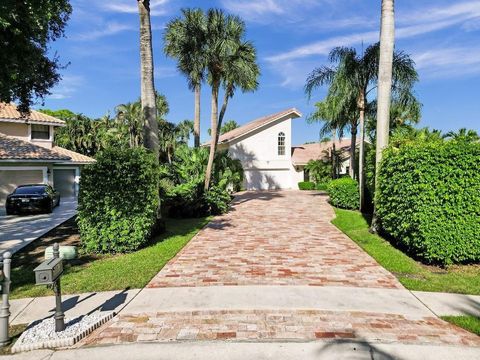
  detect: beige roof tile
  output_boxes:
[0,133,70,161]
[0,103,65,126]
[51,146,95,164]
[291,139,353,166]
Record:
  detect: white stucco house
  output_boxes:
[210,108,353,190]
[0,103,95,206]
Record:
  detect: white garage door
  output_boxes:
[53,169,76,198]
[0,170,44,206]
[244,169,292,190]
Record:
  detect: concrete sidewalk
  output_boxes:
[10,287,479,326]
[10,289,141,325]
[4,341,480,360]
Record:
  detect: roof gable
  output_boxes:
[0,103,65,126]
[208,108,302,145]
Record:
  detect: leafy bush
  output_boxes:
[161,146,242,217]
[298,181,315,190]
[376,140,480,265]
[304,159,331,184]
[315,182,329,191]
[78,147,159,253]
[327,178,359,209]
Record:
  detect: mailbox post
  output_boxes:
[34,243,65,332]
[0,252,11,347]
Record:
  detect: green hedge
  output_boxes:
[376,140,480,265]
[298,181,315,190]
[78,147,159,253]
[315,182,329,191]
[327,178,359,209]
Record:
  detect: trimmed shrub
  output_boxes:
[327,178,359,209]
[298,181,315,190]
[78,147,159,253]
[376,140,480,265]
[315,182,329,191]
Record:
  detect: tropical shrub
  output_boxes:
[161,146,241,217]
[78,147,159,253]
[304,159,331,184]
[376,140,480,265]
[298,181,315,190]
[327,178,359,209]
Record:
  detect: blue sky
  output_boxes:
[39,0,480,145]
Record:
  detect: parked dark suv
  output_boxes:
[5,184,60,215]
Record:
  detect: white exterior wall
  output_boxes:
[227,118,295,190]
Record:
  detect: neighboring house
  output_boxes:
[0,103,94,206]
[292,139,353,181]
[208,108,354,190]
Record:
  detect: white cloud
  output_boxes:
[48,75,85,100]
[73,22,134,41]
[102,0,170,16]
[268,0,480,61]
[412,46,480,79]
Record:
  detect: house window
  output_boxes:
[278,132,285,156]
[31,124,50,140]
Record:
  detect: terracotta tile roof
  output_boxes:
[0,133,71,161]
[291,139,353,166]
[0,103,65,126]
[206,108,302,145]
[52,146,95,164]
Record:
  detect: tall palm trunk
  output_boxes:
[216,89,231,146]
[194,84,201,147]
[358,90,366,212]
[138,0,159,158]
[372,0,395,231]
[331,129,336,179]
[204,81,219,191]
[349,121,357,179]
[138,0,161,228]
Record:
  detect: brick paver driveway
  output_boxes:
[148,191,400,289]
[84,191,480,349]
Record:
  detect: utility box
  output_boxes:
[33,258,63,285]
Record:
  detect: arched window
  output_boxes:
[278,132,285,155]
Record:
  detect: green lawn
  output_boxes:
[10,217,210,299]
[332,208,480,295]
[441,316,480,336]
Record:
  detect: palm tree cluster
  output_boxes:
[164,8,260,190]
[47,93,193,161]
[305,41,418,211]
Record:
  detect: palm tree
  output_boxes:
[443,128,480,142]
[305,42,417,211]
[203,9,259,191]
[215,40,259,146]
[115,102,143,147]
[164,8,206,148]
[220,120,239,134]
[308,89,358,178]
[137,0,159,158]
[374,0,395,193]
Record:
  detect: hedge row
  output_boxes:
[376,140,480,265]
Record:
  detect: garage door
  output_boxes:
[53,169,76,198]
[244,169,292,190]
[0,170,44,206]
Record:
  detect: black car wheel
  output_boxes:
[46,201,54,214]
[5,207,14,216]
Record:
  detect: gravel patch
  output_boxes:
[12,311,114,353]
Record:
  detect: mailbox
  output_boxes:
[34,258,63,285]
